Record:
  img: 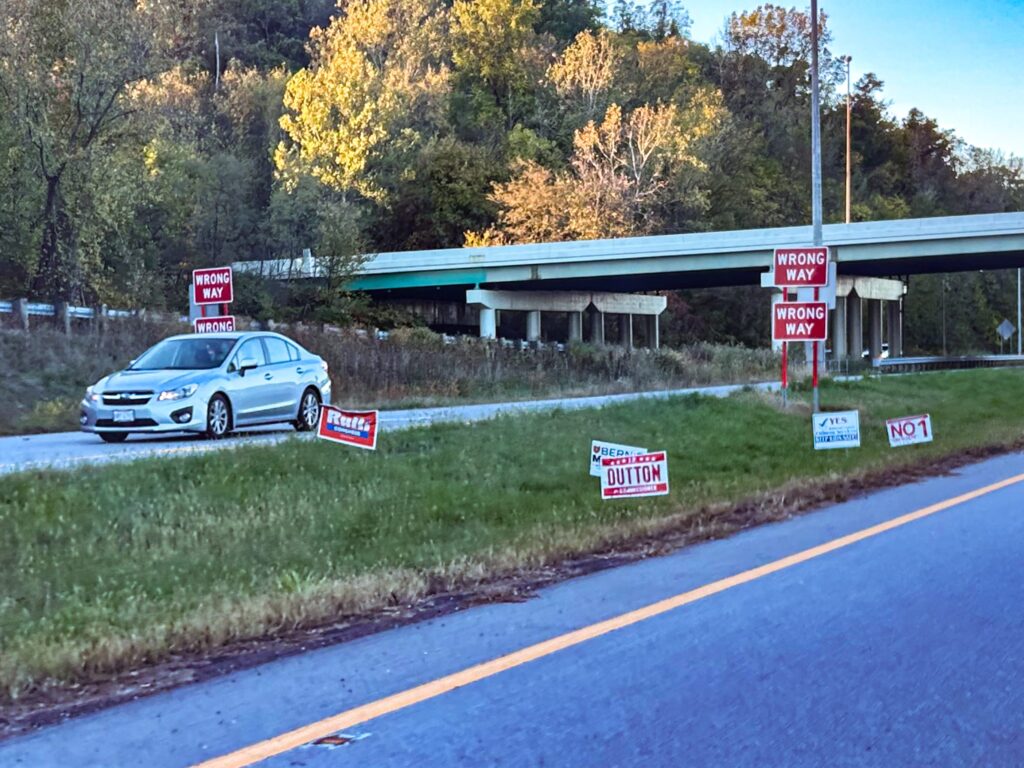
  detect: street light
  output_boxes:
[843,55,852,224]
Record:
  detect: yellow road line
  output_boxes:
[194,471,1024,768]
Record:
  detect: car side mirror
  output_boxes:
[238,358,258,376]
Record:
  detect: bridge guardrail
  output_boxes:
[874,355,1024,373]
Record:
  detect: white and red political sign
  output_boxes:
[773,247,830,288]
[600,451,669,500]
[886,414,933,448]
[193,315,236,333]
[772,301,828,343]
[192,267,234,306]
[590,440,647,477]
[317,405,378,450]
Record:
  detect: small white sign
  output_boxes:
[601,451,669,500]
[886,414,933,448]
[812,411,861,450]
[590,440,647,477]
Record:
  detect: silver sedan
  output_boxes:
[80,331,332,443]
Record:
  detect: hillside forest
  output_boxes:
[0,1,1021,352]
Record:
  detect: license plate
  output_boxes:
[113,409,135,423]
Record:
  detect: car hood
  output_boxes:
[101,369,214,392]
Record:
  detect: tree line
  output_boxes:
[0,1,1021,351]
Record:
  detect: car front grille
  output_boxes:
[96,418,159,428]
[102,392,154,406]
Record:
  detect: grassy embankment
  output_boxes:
[0,323,778,435]
[3,369,1024,700]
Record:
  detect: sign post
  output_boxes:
[772,247,830,409]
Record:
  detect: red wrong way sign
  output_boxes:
[194,315,236,333]
[773,247,830,288]
[317,405,379,450]
[773,301,828,343]
[193,267,234,306]
[600,451,669,500]
[886,414,933,448]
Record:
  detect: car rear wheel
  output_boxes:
[295,388,321,432]
[205,394,231,439]
[99,432,129,444]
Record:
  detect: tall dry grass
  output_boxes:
[0,321,779,434]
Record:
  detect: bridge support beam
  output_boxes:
[467,289,665,347]
[646,315,660,350]
[568,312,583,343]
[832,296,847,360]
[847,293,863,360]
[526,310,541,342]
[887,299,903,358]
[479,307,497,340]
[868,299,884,360]
[589,309,605,345]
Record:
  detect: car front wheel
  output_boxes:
[295,388,321,432]
[205,394,231,439]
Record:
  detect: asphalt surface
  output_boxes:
[0,382,777,475]
[2,451,1023,767]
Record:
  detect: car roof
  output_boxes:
[162,331,294,343]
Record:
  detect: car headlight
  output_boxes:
[85,386,100,403]
[158,384,199,401]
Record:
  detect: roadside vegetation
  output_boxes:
[0,322,778,435]
[3,369,1024,701]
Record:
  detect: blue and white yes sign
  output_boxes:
[812,411,861,450]
[590,440,648,477]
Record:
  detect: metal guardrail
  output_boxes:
[874,355,1024,373]
[0,300,137,320]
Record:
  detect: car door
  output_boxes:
[259,336,301,419]
[225,337,271,425]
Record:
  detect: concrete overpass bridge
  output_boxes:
[237,212,1024,356]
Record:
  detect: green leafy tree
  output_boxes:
[0,0,158,302]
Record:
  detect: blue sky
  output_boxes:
[657,0,1024,157]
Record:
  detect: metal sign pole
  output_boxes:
[810,0,823,412]
[1018,267,1022,356]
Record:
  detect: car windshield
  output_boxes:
[130,338,236,371]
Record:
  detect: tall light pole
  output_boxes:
[844,55,852,224]
[809,0,823,411]
[1018,267,1022,356]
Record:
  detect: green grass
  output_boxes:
[3,369,1024,701]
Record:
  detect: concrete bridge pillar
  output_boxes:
[589,309,605,345]
[645,315,660,350]
[846,293,863,360]
[526,310,541,342]
[479,307,497,339]
[887,299,903,358]
[620,314,633,349]
[832,296,847,360]
[868,299,884,359]
[568,311,583,343]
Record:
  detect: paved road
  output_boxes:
[0,382,777,475]
[3,452,1023,767]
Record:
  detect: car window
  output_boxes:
[287,343,300,362]
[231,338,266,371]
[263,337,291,365]
[131,337,235,370]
